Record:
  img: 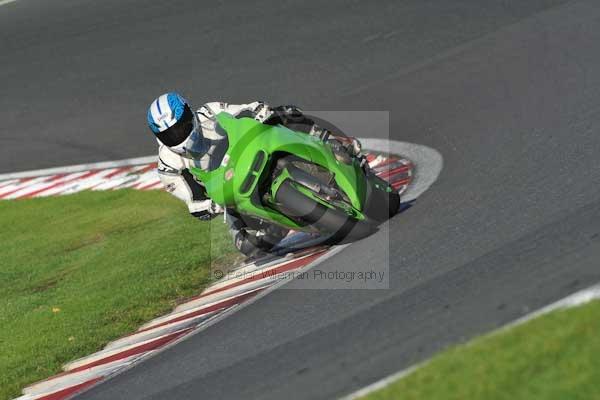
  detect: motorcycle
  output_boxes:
[190,112,400,243]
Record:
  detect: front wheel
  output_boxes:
[362,174,401,223]
[274,180,376,244]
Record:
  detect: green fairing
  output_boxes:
[190,112,367,230]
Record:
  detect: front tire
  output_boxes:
[362,174,401,223]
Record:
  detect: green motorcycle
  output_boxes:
[190,112,400,242]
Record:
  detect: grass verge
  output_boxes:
[0,189,238,400]
[360,299,600,400]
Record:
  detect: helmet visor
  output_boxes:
[181,130,209,160]
[155,105,194,147]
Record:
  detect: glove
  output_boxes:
[250,101,273,122]
[190,201,223,221]
[333,136,362,157]
[343,137,368,169]
[349,138,362,157]
[326,137,364,165]
[308,125,362,157]
[230,102,273,122]
[270,105,305,124]
[210,201,224,214]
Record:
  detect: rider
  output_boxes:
[147,92,362,257]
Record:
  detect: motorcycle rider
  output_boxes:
[147,92,362,257]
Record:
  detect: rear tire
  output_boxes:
[275,180,375,243]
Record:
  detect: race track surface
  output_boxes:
[3,0,600,399]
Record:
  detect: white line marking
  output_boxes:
[339,283,600,400]
[340,365,423,400]
[500,283,600,329]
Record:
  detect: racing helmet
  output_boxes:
[146,92,207,159]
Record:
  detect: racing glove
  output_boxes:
[311,127,363,158]
[335,136,363,158]
[191,201,223,221]
[269,105,306,124]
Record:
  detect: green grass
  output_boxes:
[361,299,600,400]
[0,189,238,400]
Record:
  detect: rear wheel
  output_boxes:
[274,180,376,243]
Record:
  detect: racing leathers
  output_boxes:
[157,101,361,256]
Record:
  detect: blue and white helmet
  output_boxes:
[147,92,207,158]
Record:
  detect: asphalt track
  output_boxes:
[3,0,600,399]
